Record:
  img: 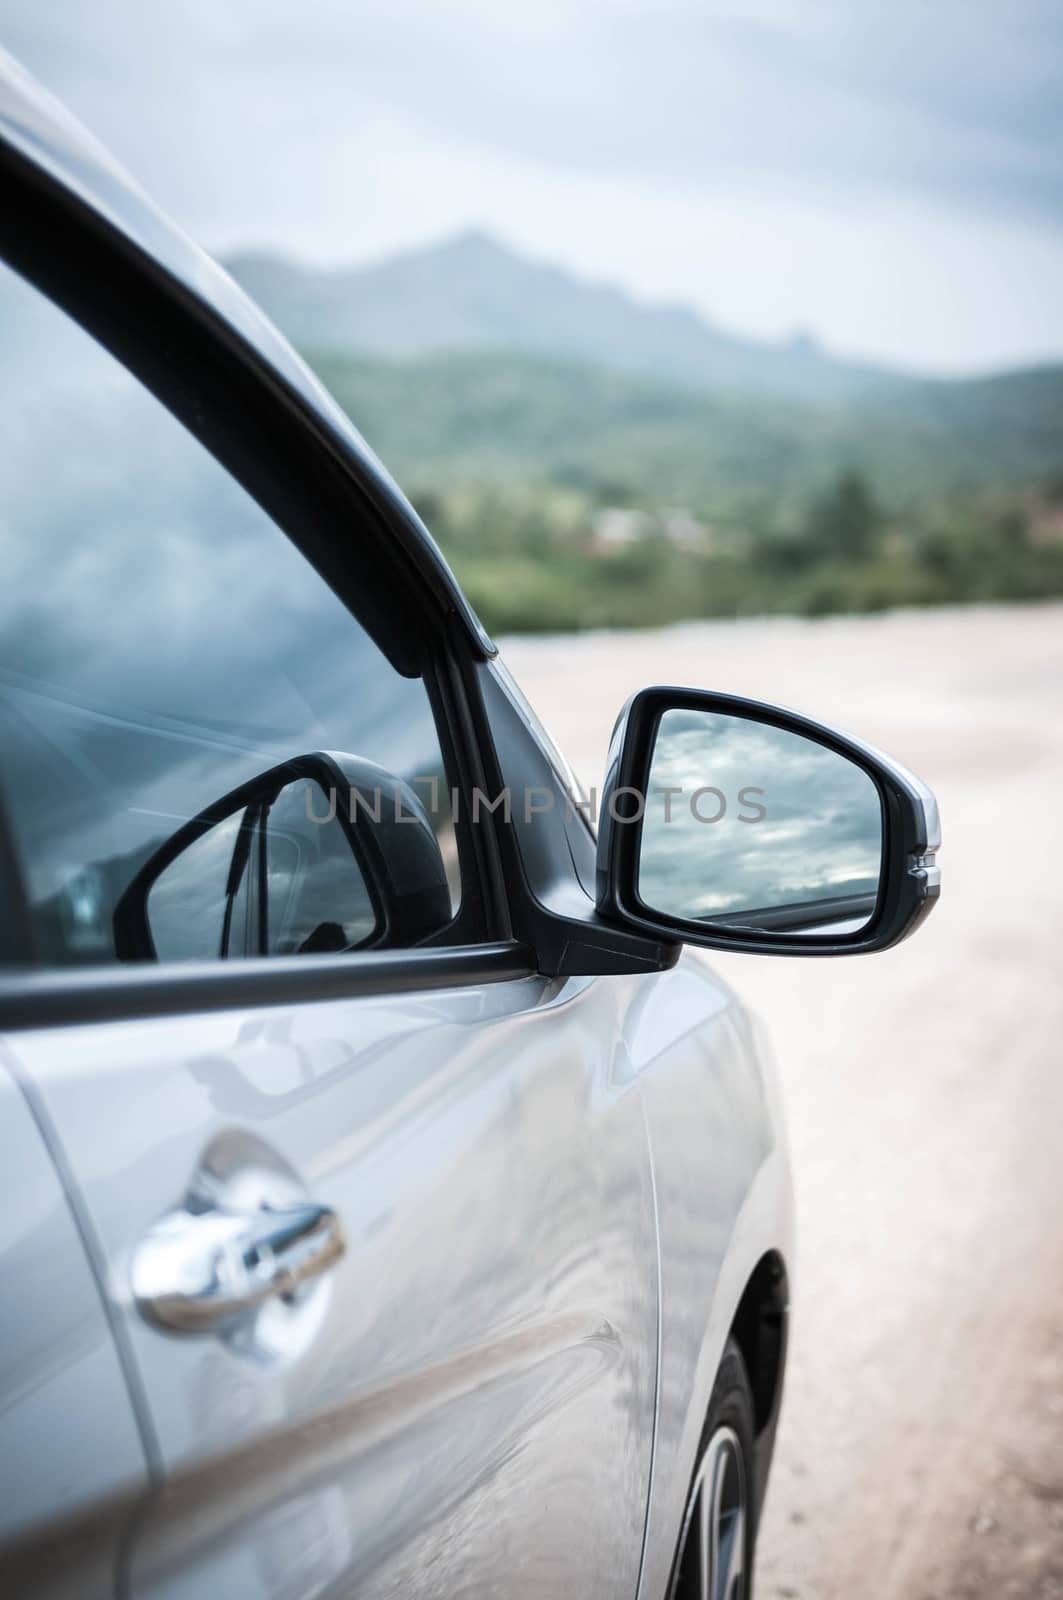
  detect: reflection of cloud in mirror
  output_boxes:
[639,709,882,927]
[0,266,455,962]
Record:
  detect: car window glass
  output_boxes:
[0,265,460,966]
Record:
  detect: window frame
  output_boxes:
[0,137,537,1020]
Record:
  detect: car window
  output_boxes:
[0,264,461,966]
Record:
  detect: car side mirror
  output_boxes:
[596,688,940,956]
[114,752,452,961]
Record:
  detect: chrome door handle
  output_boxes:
[132,1199,346,1334]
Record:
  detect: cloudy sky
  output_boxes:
[4,0,1062,374]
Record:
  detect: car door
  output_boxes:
[0,257,658,1598]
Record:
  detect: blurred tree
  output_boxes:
[806,470,882,561]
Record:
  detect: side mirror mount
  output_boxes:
[596,687,939,956]
[114,752,452,962]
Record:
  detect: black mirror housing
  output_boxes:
[595,687,940,957]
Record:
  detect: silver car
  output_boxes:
[0,54,939,1600]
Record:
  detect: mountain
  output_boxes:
[223,228,1063,525]
[225,230,895,403]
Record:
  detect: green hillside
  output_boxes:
[305,345,1063,633]
[233,231,1063,632]
[310,347,1063,512]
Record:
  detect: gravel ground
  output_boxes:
[501,602,1063,1600]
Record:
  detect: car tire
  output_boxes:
[668,1338,757,1600]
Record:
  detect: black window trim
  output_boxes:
[0,943,539,1031]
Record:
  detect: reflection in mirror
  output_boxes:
[638,709,883,936]
[147,811,245,962]
[264,781,376,954]
[145,780,378,960]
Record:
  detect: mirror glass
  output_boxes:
[263,780,377,954]
[638,708,883,936]
[146,811,245,962]
[146,779,377,959]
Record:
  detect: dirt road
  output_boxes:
[502,603,1063,1599]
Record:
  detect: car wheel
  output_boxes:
[669,1339,756,1600]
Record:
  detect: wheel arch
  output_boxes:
[727,1249,790,1526]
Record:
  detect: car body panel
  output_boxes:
[4,954,791,1599]
[8,969,698,1599]
[631,964,794,1599]
[0,1055,148,1599]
